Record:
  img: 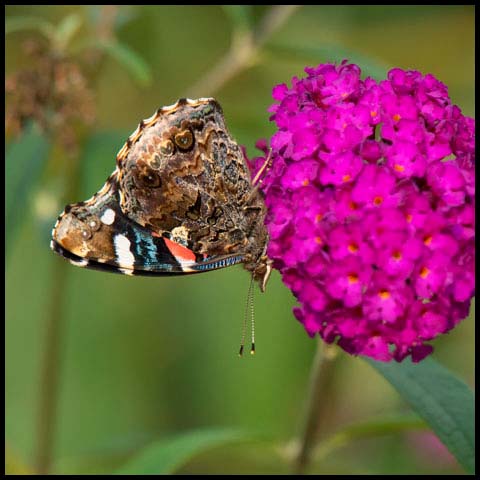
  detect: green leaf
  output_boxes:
[268,42,390,80]
[116,428,251,474]
[367,357,475,474]
[313,413,427,463]
[52,13,83,53]
[6,124,51,255]
[89,39,153,87]
[5,15,55,39]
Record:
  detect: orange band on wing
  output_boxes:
[164,237,196,262]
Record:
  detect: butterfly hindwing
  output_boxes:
[51,179,245,276]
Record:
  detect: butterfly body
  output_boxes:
[51,98,272,290]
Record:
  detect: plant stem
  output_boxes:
[35,148,84,475]
[293,338,338,475]
[35,258,68,474]
[185,5,300,98]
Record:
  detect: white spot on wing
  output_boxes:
[119,267,134,276]
[114,234,135,269]
[180,265,196,272]
[100,208,116,225]
[69,258,88,267]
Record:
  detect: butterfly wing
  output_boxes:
[115,98,267,261]
[51,180,245,276]
[51,98,269,285]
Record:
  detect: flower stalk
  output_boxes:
[293,338,338,474]
[35,258,69,474]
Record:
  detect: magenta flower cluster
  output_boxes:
[251,61,475,362]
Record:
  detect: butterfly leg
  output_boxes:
[251,148,272,186]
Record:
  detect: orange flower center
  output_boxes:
[373,196,383,206]
[348,243,359,253]
[420,266,430,279]
[348,273,359,284]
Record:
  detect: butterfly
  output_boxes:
[51,98,272,294]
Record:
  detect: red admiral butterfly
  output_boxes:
[51,98,272,296]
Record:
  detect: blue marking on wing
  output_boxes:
[132,228,175,271]
[133,229,159,265]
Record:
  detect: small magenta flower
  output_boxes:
[252,61,475,362]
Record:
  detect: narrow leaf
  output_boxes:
[5,15,54,38]
[367,357,474,474]
[314,413,427,463]
[6,124,50,254]
[94,39,153,87]
[53,13,83,52]
[116,428,250,474]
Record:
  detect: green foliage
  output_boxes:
[51,13,82,52]
[116,428,252,474]
[86,39,153,87]
[5,124,50,253]
[5,15,55,38]
[368,358,475,474]
[312,413,427,466]
[5,13,83,54]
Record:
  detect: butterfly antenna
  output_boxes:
[249,277,255,355]
[252,148,273,187]
[239,276,254,357]
[239,276,252,356]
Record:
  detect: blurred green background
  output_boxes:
[5,5,474,475]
